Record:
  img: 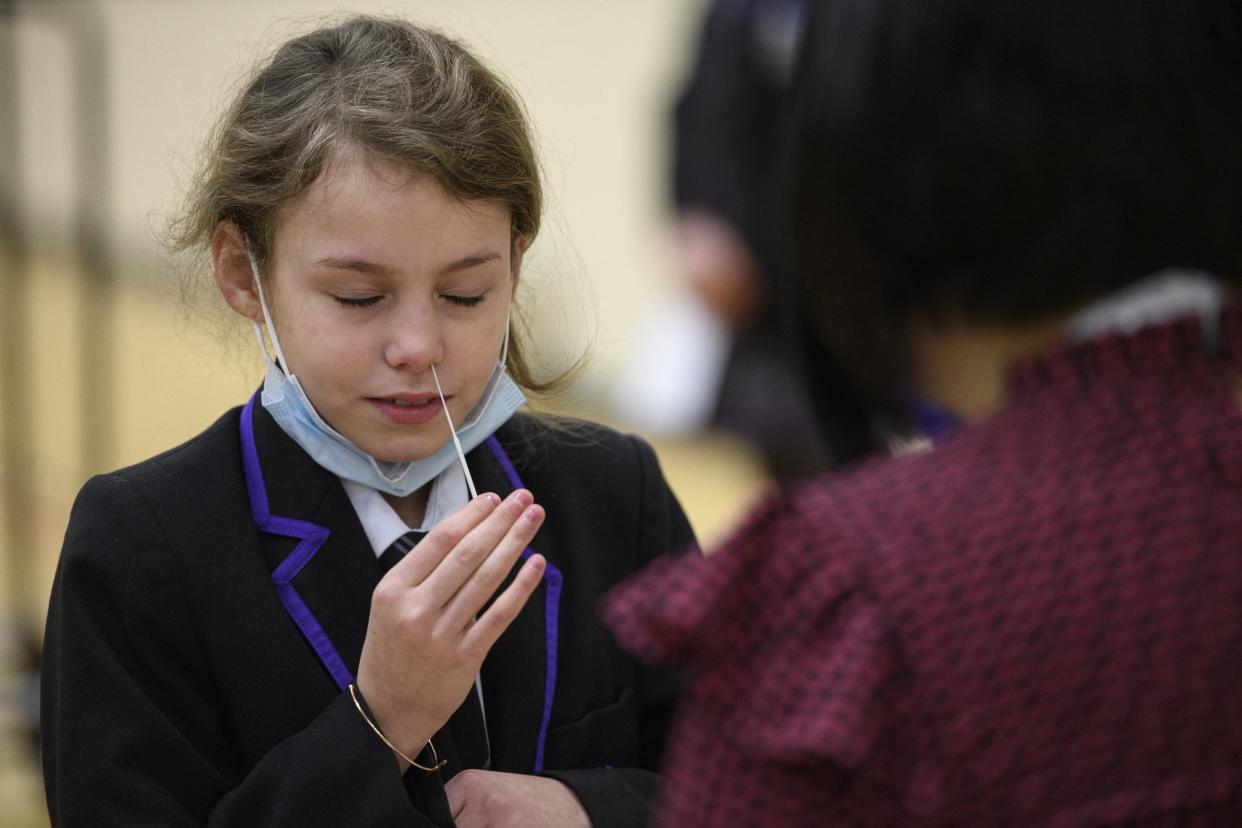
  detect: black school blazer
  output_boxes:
[41,400,695,827]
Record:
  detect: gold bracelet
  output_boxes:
[348,683,447,773]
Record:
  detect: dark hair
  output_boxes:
[785,0,1242,457]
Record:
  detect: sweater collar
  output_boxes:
[1007,295,1241,399]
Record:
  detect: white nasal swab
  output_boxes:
[431,364,478,500]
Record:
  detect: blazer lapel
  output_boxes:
[243,396,378,690]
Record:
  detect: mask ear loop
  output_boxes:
[499,309,511,367]
[246,244,291,374]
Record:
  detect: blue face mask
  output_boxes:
[247,251,525,498]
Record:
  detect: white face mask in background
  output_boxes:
[247,249,525,498]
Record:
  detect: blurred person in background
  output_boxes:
[607,0,1242,824]
[41,15,693,827]
[615,0,842,483]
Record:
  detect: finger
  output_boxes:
[444,774,468,820]
[453,799,479,828]
[445,773,483,827]
[387,493,501,586]
[418,489,534,605]
[441,504,545,629]
[464,553,546,654]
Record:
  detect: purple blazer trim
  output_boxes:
[241,394,353,691]
[485,434,562,776]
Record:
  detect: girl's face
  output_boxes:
[260,155,518,462]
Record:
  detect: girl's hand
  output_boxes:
[355,489,546,764]
[446,770,591,828]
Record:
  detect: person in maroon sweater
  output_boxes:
[605,0,1242,825]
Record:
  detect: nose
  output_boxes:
[383,299,444,372]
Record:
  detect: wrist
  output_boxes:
[348,684,445,773]
[351,681,437,756]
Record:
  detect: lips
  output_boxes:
[383,396,435,408]
[369,393,446,425]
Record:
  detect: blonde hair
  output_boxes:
[169,14,557,391]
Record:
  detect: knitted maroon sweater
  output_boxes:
[606,306,1242,826]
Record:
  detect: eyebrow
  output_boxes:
[439,251,503,275]
[313,251,503,277]
[314,257,396,277]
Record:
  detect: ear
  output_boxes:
[212,221,264,324]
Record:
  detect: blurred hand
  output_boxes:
[355,489,546,767]
[676,210,766,331]
[446,770,590,828]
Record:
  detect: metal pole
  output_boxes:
[0,0,36,624]
[69,0,115,480]
[0,0,117,620]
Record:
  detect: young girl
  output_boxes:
[41,15,693,827]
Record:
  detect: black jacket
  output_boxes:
[41,401,695,827]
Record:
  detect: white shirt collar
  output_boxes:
[340,465,471,558]
[1066,269,1223,342]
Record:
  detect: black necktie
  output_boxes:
[378,530,491,774]
[378,529,425,573]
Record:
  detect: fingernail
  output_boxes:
[480,493,501,506]
[524,506,542,522]
[511,489,533,507]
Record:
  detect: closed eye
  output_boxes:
[334,295,382,308]
[444,294,486,307]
